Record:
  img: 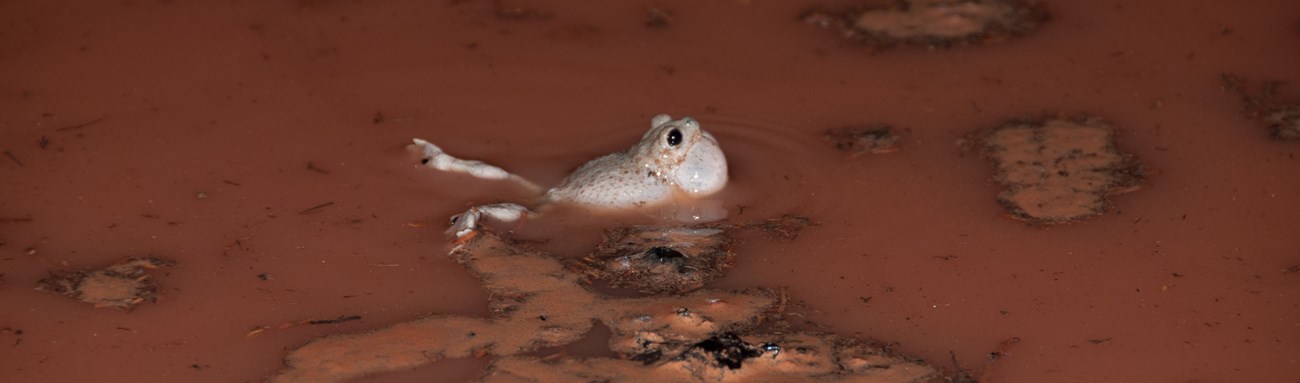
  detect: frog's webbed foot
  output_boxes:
[411,138,544,194]
[448,203,531,238]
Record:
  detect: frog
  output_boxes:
[411,114,728,237]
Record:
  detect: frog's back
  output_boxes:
[545,153,672,208]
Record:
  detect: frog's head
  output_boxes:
[638,114,728,197]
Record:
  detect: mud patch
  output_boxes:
[35,256,175,310]
[270,219,933,383]
[576,216,813,295]
[803,0,1048,50]
[578,226,734,294]
[825,124,903,157]
[965,116,1143,224]
[1221,74,1300,140]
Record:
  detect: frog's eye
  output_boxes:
[666,129,683,147]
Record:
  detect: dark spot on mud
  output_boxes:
[825,124,903,156]
[965,115,1143,224]
[803,0,1048,50]
[678,332,763,370]
[35,256,175,310]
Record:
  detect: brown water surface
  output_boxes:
[2,0,1298,382]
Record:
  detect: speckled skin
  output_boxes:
[545,114,728,208]
[415,114,727,237]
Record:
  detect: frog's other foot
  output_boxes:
[448,203,531,237]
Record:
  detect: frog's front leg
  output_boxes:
[448,203,531,237]
[411,138,543,193]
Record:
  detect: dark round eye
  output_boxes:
[666,129,683,146]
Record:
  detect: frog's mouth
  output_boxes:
[674,132,728,196]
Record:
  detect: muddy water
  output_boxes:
[1,0,1297,382]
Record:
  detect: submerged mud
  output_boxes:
[825,125,903,157]
[35,256,174,310]
[274,222,936,383]
[965,116,1143,224]
[803,0,1048,50]
[1222,74,1300,140]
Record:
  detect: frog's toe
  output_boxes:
[447,210,481,237]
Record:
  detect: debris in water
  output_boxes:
[825,124,903,157]
[247,315,363,337]
[802,0,1048,50]
[35,256,175,310]
[965,115,1143,224]
[1221,73,1300,140]
[3,151,22,166]
[55,117,105,132]
[734,214,816,240]
[298,201,334,215]
[270,220,934,383]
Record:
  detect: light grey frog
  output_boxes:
[412,114,728,237]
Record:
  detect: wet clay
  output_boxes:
[965,116,1143,224]
[803,0,1048,49]
[35,256,174,310]
[272,225,935,383]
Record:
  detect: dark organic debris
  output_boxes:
[308,315,361,325]
[298,201,334,215]
[965,115,1143,224]
[678,332,764,370]
[247,315,363,337]
[271,220,935,383]
[3,151,22,166]
[35,256,175,310]
[803,0,1048,50]
[1222,73,1300,140]
[55,117,105,132]
[826,125,903,157]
